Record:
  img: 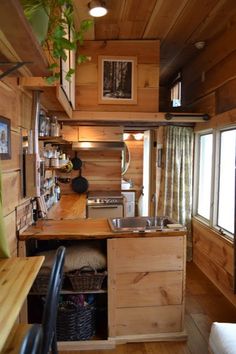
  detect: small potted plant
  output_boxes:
[20,0,92,83]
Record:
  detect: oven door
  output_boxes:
[87,204,123,218]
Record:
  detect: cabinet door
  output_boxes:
[107,237,186,338]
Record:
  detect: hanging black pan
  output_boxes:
[72,168,89,194]
[71,152,82,170]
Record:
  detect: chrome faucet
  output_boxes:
[146,219,152,228]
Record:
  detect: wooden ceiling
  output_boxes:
[74,0,236,85]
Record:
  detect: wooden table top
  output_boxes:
[19,218,185,241]
[0,256,44,351]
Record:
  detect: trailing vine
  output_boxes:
[21,0,93,83]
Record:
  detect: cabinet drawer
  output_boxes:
[115,271,183,307]
[108,237,184,273]
[115,305,183,336]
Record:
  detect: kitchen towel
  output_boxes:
[0,165,9,258]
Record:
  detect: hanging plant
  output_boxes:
[21,0,93,83]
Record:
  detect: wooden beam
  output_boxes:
[72,110,209,123]
[194,107,236,131]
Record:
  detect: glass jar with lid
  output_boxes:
[50,116,60,137]
[45,116,51,136]
[38,110,46,136]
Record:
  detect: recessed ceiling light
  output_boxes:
[88,0,108,17]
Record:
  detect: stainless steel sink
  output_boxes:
[108,216,176,232]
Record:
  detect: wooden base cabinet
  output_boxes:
[19,232,187,350]
[108,236,187,342]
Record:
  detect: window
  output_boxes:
[217,129,236,234]
[194,127,236,239]
[171,81,181,107]
[197,133,213,220]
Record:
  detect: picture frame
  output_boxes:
[0,116,11,160]
[98,56,137,105]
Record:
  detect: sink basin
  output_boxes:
[108,216,177,233]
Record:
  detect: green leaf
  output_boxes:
[80,19,93,32]
[52,25,66,39]
[48,62,58,70]
[77,54,89,65]
[45,72,60,84]
[65,68,75,81]
[60,37,74,50]
[60,49,68,61]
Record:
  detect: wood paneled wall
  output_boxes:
[57,149,121,193]
[0,78,32,256]
[192,219,236,307]
[180,20,236,306]
[181,21,236,116]
[59,125,122,193]
[192,109,236,306]
[75,40,160,112]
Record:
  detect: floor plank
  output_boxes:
[59,262,236,354]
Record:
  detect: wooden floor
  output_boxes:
[60,262,236,354]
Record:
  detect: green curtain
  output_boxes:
[158,126,193,260]
[0,165,10,258]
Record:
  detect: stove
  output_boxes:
[87,191,124,206]
[86,191,124,218]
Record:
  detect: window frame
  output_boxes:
[170,81,181,107]
[170,72,182,108]
[193,129,214,224]
[193,125,236,241]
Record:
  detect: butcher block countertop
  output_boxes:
[19,218,185,241]
[46,194,87,220]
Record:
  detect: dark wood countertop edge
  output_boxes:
[19,231,186,241]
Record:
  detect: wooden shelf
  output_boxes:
[0,1,73,118]
[39,136,71,144]
[0,0,49,77]
[45,165,67,171]
[30,289,107,295]
[20,77,73,118]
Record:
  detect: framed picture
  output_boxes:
[98,56,137,105]
[0,116,11,160]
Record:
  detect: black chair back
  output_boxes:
[19,324,43,354]
[41,246,66,354]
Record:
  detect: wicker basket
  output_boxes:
[56,301,78,341]
[31,268,51,293]
[77,304,96,340]
[66,266,107,292]
[56,300,96,341]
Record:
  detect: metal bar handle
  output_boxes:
[89,205,120,209]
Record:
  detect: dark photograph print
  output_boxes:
[98,56,137,105]
[0,116,11,160]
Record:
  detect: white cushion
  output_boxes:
[37,242,106,272]
[209,322,236,354]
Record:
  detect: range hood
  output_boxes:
[72,141,125,151]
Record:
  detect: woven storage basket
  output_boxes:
[67,266,107,292]
[56,300,96,341]
[77,304,96,340]
[56,301,78,341]
[31,268,51,293]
